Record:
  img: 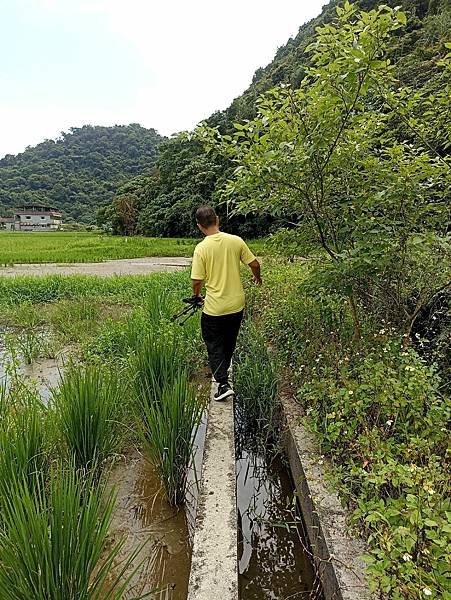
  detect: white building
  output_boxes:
[12,205,62,231]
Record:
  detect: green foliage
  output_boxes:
[100,135,277,239]
[0,402,48,504]
[135,372,204,506]
[245,261,450,598]
[300,343,450,598]
[52,364,126,471]
[0,125,162,223]
[234,320,279,450]
[199,3,450,337]
[0,468,147,600]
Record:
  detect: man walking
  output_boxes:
[191,206,262,401]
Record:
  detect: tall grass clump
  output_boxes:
[131,333,185,404]
[0,468,146,600]
[53,364,125,472]
[234,320,280,451]
[0,403,48,503]
[130,332,204,504]
[138,373,203,506]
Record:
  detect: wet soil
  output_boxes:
[106,452,192,599]
[0,257,191,277]
[0,333,64,404]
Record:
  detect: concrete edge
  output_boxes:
[187,381,238,600]
[281,394,373,600]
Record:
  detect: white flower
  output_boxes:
[402,553,412,562]
[379,328,386,334]
[348,390,354,395]
[423,588,432,596]
[386,419,393,426]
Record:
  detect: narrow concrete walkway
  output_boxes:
[187,381,238,600]
[0,256,192,277]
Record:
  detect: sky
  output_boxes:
[1,0,326,158]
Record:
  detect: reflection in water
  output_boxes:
[0,330,63,405]
[236,448,316,600]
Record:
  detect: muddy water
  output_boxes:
[106,409,208,600]
[0,333,63,404]
[106,452,192,599]
[236,444,319,599]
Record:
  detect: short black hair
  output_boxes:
[196,205,217,228]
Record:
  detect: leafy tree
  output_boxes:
[197,2,451,339]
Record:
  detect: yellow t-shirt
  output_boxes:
[191,232,256,316]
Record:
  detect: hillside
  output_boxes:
[1,0,448,230]
[101,0,450,237]
[210,0,449,128]
[0,124,163,223]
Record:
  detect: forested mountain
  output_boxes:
[1,0,448,230]
[0,125,162,223]
[101,0,450,237]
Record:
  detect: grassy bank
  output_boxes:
[245,260,450,600]
[0,232,267,264]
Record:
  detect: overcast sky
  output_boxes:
[1,0,326,158]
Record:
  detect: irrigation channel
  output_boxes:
[235,405,321,599]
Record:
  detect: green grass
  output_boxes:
[0,232,196,264]
[0,468,148,600]
[52,364,126,472]
[0,271,191,305]
[0,231,268,265]
[137,373,204,506]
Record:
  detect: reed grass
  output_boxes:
[53,364,125,472]
[130,333,185,405]
[0,468,148,600]
[138,373,203,505]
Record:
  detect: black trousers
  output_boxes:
[201,310,243,385]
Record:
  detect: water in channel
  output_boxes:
[235,408,322,600]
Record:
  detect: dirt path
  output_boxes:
[0,256,192,277]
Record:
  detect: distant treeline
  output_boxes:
[0,0,449,238]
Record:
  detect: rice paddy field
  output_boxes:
[0,257,318,599]
[0,231,267,265]
[0,270,210,598]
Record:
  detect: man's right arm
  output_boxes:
[248,259,262,285]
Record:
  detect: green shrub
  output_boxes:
[299,341,450,598]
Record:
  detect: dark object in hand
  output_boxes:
[183,295,204,308]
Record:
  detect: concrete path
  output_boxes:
[0,256,192,277]
[188,381,238,600]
